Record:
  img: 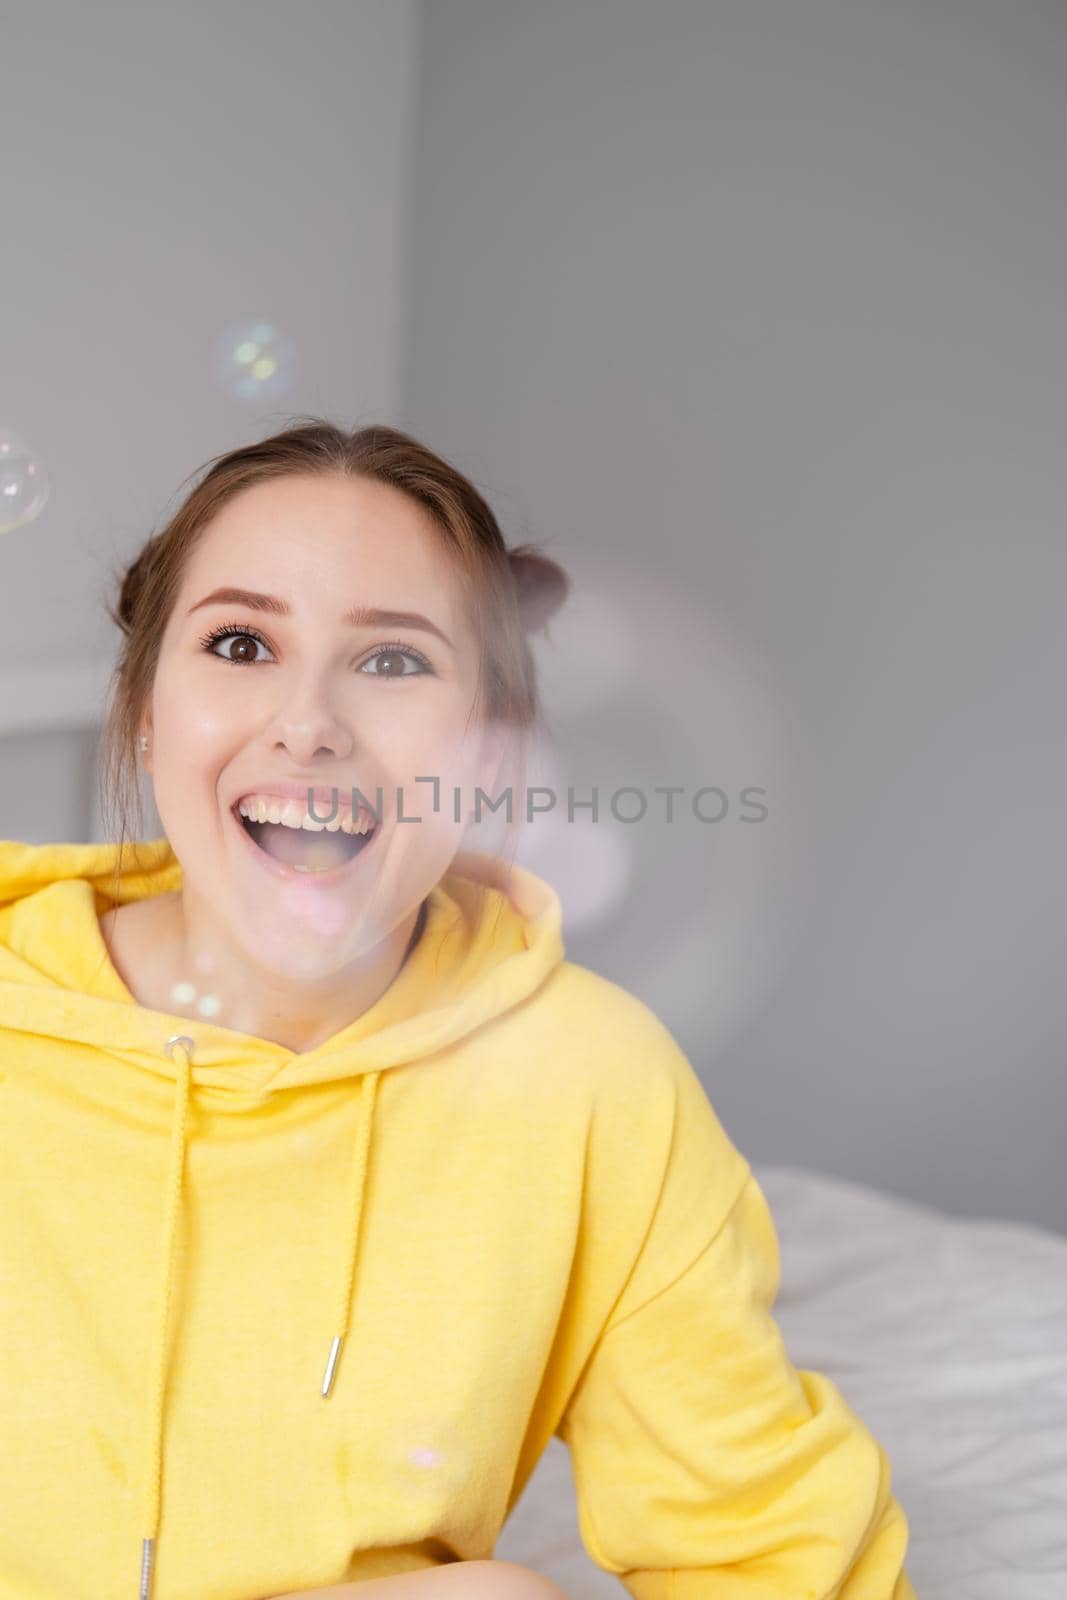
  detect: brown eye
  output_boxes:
[371,650,406,678]
[226,636,258,663]
[200,626,271,664]
[360,644,433,679]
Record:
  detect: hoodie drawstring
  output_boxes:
[138,1034,194,1600]
[137,1035,383,1600]
[321,1065,382,1397]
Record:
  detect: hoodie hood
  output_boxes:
[0,834,564,1599]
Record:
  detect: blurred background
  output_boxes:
[1,0,1064,1234]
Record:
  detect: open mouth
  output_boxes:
[230,804,380,880]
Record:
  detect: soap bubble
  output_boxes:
[509,554,815,1055]
[213,321,297,403]
[0,429,50,534]
[392,1411,473,1492]
[520,815,634,933]
[512,736,635,931]
[167,974,225,1021]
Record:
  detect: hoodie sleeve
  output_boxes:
[555,1050,916,1599]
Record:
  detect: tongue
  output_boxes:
[250,819,365,871]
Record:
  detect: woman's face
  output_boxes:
[140,471,503,982]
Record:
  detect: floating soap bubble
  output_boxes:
[213,321,297,403]
[391,1411,473,1493]
[511,734,635,931]
[519,813,634,933]
[0,429,50,534]
[508,556,816,1053]
[534,576,639,719]
[167,974,224,1021]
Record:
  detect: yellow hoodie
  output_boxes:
[0,835,916,1600]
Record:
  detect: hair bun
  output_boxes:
[109,537,160,638]
[507,545,571,634]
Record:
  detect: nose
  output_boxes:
[266,692,356,766]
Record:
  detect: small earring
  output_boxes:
[138,735,149,753]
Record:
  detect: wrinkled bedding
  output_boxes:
[500,1162,1067,1599]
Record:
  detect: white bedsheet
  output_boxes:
[499,1161,1067,1599]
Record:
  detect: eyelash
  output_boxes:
[197,621,435,678]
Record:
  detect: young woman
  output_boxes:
[0,421,916,1600]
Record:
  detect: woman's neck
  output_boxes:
[101,892,429,1054]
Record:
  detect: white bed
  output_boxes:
[498,1162,1067,1600]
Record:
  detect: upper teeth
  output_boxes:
[236,796,375,835]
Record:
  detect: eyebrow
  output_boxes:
[185,586,454,650]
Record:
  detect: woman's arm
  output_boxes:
[267,1558,566,1600]
[557,1168,916,1598]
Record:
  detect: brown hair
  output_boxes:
[99,417,570,900]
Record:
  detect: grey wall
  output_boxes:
[0,0,416,688]
[1,0,417,850]
[403,1,1067,1233]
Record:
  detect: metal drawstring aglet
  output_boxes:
[321,1333,343,1397]
[140,1536,154,1600]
